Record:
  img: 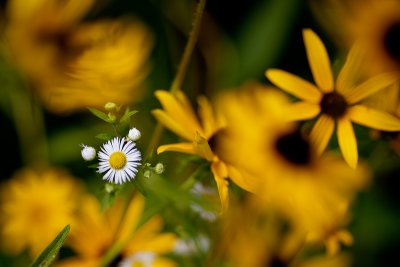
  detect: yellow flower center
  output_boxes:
[109,151,127,170]
[132,262,145,267]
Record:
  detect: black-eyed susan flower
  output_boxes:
[0,168,82,258]
[312,0,400,74]
[266,29,400,168]
[57,194,177,267]
[3,0,153,113]
[97,137,142,184]
[152,90,232,211]
[215,84,369,257]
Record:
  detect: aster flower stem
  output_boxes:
[145,0,207,158]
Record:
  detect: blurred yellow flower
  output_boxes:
[311,0,400,74]
[57,193,176,267]
[266,29,400,168]
[3,0,153,113]
[215,84,368,257]
[0,168,82,258]
[152,90,231,211]
[219,194,352,267]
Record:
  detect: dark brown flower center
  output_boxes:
[275,130,311,166]
[320,92,348,118]
[383,21,400,63]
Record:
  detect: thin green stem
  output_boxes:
[8,84,48,167]
[144,0,207,159]
[170,0,207,93]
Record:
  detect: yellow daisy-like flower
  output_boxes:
[0,168,82,258]
[215,84,368,257]
[152,90,232,211]
[219,194,352,267]
[266,29,400,168]
[57,194,177,267]
[3,0,153,113]
[311,0,400,74]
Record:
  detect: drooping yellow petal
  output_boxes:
[344,73,399,104]
[193,132,214,161]
[266,69,322,103]
[337,230,354,246]
[303,29,334,93]
[325,237,340,256]
[154,90,203,136]
[337,118,358,169]
[310,114,335,155]
[285,102,321,121]
[151,109,194,140]
[211,161,229,213]
[157,142,195,155]
[348,105,400,131]
[336,42,364,94]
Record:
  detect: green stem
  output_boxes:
[8,84,48,167]
[144,0,207,159]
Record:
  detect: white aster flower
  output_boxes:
[81,144,96,161]
[97,137,141,184]
[118,252,156,267]
[127,127,141,141]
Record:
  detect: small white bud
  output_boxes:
[81,145,96,161]
[154,163,165,174]
[127,127,141,141]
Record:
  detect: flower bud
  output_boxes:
[104,102,117,111]
[154,163,165,174]
[81,145,96,161]
[127,127,141,141]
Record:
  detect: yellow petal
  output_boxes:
[344,73,399,104]
[337,230,354,246]
[303,29,333,92]
[285,101,320,121]
[310,114,335,155]
[157,142,195,155]
[151,109,193,140]
[197,95,219,138]
[337,118,358,169]
[211,161,229,213]
[325,237,340,256]
[193,132,214,161]
[348,105,400,131]
[336,42,366,95]
[117,194,144,242]
[154,90,203,136]
[266,69,322,103]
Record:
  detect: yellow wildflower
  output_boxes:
[152,90,233,211]
[0,168,82,258]
[266,29,400,168]
[3,0,153,113]
[219,194,352,267]
[215,84,368,257]
[57,194,177,267]
[311,0,400,74]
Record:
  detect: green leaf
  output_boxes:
[120,108,138,124]
[95,133,114,141]
[29,224,71,267]
[236,0,301,82]
[88,108,113,123]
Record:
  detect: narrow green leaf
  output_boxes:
[95,133,114,141]
[88,108,113,123]
[29,224,71,267]
[119,108,138,124]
